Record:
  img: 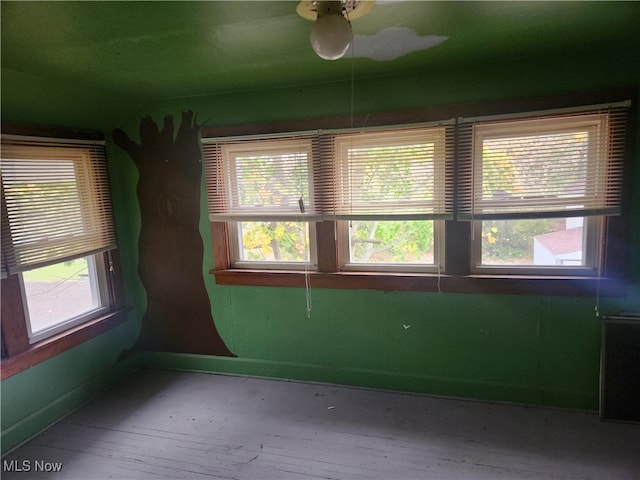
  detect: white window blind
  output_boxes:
[203,135,320,221]
[457,102,629,220]
[1,137,117,274]
[328,125,454,220]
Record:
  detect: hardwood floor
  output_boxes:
[3,369,639,479]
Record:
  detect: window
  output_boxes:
[331,127,451,272]
[20,254,110,343]
[474,217,601,270]
[204,125,453,272]
[2,139,116,343]
[458,105,628,276]
[341,220,440,268]
[204,136,319,269]
[232,221,315,266]
[1,130,125,377]
[203,91,634,296]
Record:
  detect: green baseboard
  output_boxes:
[1,355,141,454]
[139,352,598,411]
[2,351,598,455]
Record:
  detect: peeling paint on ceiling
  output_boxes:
[349,27,448,61]
[1,1,639,99]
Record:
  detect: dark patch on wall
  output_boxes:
[113,112,234,356]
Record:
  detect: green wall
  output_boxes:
[113,49,640,410]
[0,75,145,454]
[0,324,139,452]
[2,47,639,453]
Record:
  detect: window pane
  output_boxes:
[235,152,309,206]
[480,217,586,266]
[348,220,434,264]
[333,127,449,218]
[22,256,102,335]
[345,143,434,202]
[1,143,116,271]
[238,221,310,262]
[480,130,590,201]
[222,139,314,217]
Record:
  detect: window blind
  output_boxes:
[203,125,455,222]
[1,137,117,274]
[324,125,454,220]
[456,102,629,220]
[203,134,320,221]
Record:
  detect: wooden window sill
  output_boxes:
[1,309,129,380]
[211,269,627,297]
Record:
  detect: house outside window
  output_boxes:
[202,92,633,295]
[459,106,628,276]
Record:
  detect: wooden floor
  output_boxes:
[3,369,639,479]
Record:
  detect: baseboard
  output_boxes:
[2,350,597,455]
[1,354,142,454]
[139,352,598,411]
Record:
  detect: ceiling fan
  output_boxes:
[296,0,448,61]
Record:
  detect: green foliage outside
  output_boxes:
[350,220,434,263]
[481,131,588,199]
[240,221,309,262]
[235,130,587,265]
[237,152,309,209]
[479,129,588,264]
[235,151,312,262]
[236,140,437,264]
[355,144,434,202]
[22,258,88,282]
[239,220,436,264]
[481,218,558,263]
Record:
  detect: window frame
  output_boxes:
[206,135,320,269]
[220,137,317,219]
[330,124,450,273]
[470,116,606,218]
[337,219,445,273]
[470,216,604,276]
[330,125,451,219]
[21,253,112,344]
[463,102,625,276]
[204,89,636,297]
[229,220,318,270]
[1,124,128,380]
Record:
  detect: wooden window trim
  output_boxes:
[0,249,128,379]
[1,123,104,141]
[201,89,636,140]
[207,89,636,296]
[211,269,626,297]
[1,274,31,357]
[0,309,129,380]
[0,250,129,380]
[1,123,128,379]
[210,222,627,297]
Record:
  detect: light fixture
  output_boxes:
[311,2,351,60]
[297,1,375,60]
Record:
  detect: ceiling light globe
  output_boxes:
[310,13,352,60]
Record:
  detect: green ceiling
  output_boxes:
[3,1,639,102]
